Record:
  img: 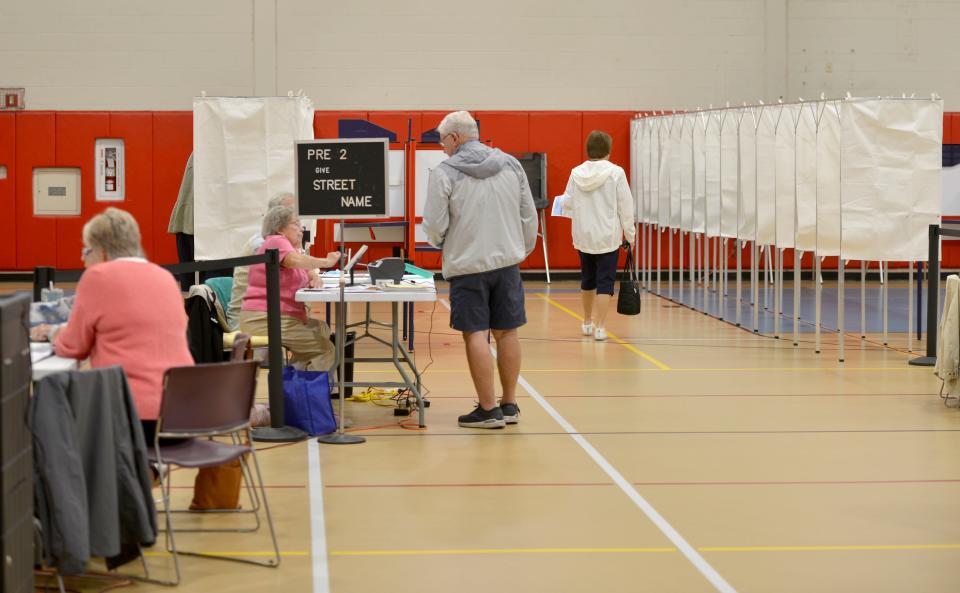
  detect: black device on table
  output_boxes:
[368,257,405,284]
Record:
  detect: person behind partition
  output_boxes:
[423,110,537,429]
[30,207,195,444]
[225,192,298,331]
[167,153,195,292]
[559,130,635,341]
[238,205,341,372]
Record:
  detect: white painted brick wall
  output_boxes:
[0,0,254,109]
[789,0,960,107]
[1,0,958,111]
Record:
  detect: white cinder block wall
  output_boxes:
[0,0,958,111]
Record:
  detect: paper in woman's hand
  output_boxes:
[551,195,571,218]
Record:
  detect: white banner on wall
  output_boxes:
[193,95,315,260]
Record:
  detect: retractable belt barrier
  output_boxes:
[32,249,307,442]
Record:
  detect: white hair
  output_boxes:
[268,192,296,210]
[262,205,296,237]
[437,111,479,140]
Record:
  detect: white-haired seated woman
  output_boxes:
[239,205,340,371]
[30,207,195,445]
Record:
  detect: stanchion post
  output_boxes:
[909,225,939,365]
[33,266,55,302]
[253,248,309,442]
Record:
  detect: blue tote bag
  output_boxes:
[282,366,337,435]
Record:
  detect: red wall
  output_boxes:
[0,110,956,272]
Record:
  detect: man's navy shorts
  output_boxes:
[579,249,620,295]
[448,265,526,332]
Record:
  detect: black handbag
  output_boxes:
[616,247,641,316]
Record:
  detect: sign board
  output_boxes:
[296,138,388,218]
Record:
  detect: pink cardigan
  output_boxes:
[54,259,194,420]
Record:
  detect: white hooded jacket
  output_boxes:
[561,159,636,254]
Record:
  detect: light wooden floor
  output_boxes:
[13,280,960,593]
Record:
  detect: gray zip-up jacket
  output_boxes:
[32,367,157,575]
[423,141,538,279]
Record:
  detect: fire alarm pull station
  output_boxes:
[95,139,125,201]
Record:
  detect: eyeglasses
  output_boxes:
[440,133,454,144]
[81,247,93,259]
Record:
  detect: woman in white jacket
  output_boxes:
[560,130,636,341]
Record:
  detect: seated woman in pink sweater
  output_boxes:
[239,205,341,371]
[31,208,194,443]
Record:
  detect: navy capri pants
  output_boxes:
[578,249,620,296]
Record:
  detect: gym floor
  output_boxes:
[13,279,959,593]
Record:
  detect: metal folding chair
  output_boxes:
[149,360,279,584]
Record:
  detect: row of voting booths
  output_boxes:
[630,96,943,361]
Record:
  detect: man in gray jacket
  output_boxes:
[423,111,538,428]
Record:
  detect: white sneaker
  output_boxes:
[581,321,594,336]
[594,327,608,341]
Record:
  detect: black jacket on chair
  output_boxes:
[185,287,225,363]
[31,367,157,575]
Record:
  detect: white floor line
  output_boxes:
[309,439,331,593]
[438,298,737,593]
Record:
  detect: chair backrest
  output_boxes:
[230,333,252,361]
[158,360,259,436]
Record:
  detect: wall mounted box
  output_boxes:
[33,168,81,216]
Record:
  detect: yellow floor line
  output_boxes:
[329,543,960,557]
[535,293,671,370]
[331,547,676,556]
[700,544,960,552]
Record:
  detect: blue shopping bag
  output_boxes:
[282,366,336,435]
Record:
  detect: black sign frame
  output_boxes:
[295,138,389,219]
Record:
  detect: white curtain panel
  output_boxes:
[658,118,672,228]
[631,119,650,222]
[631,96,942,260]
[631,119,639,220]
[775,104,798,249]
[795,102,819,252]
[816,101,842,256]
[705,112,722,237]
[669,116,683,229]
[756,107,778,246]
[840,98,943,261]
[193,95,315,260]
[648,118,660,225]
[720,111,739,239]
[693,113,707,234]
[738,109,757,241]
[680,115,695,232]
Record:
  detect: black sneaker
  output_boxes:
[500,402,520,425]
[458,404,505,429]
